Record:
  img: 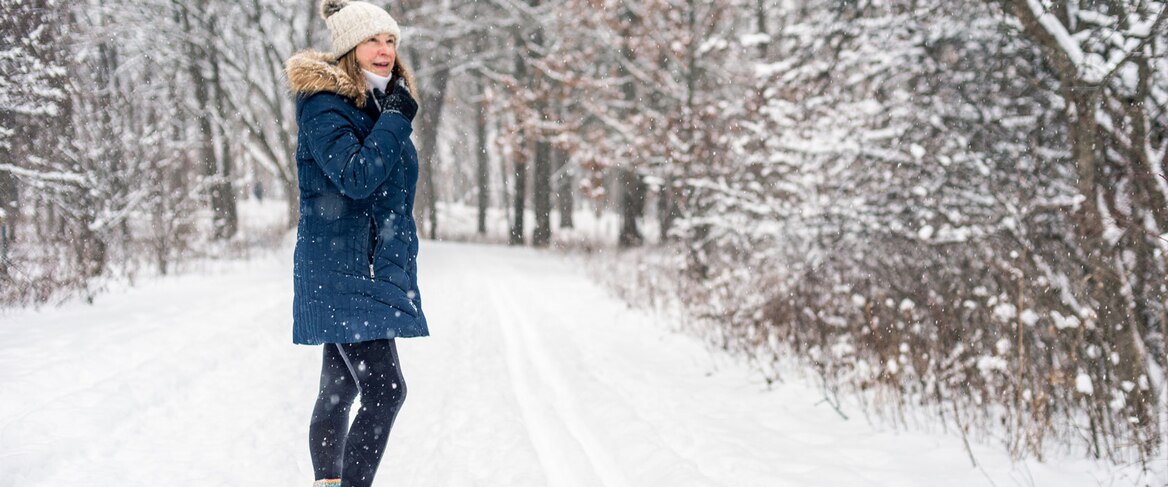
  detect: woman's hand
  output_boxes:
[373,79,418,123]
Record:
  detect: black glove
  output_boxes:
[372,79,418,123]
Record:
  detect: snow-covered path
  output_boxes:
[0,240,1132,486]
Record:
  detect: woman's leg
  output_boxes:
[335,339,407,487]
[309,344,359,480]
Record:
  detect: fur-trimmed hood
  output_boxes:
[285,49,366,106]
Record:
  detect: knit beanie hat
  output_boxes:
[320,0,401,59]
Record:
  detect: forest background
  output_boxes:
[3,0,1167,470]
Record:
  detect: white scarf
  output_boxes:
[363,70,392,110]
[363,69,391,94]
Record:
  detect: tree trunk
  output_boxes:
[510,138,528,246]
[616,6,644,247]
[209,33,237,240]
[500,119,512,237]
[618,168,645,247]
[755,0,770,58]
[509,26,530,246]
[476,85,490,235]
[555,146,574,229]
[659,176,678,241]
[284,177,299,229]
[0,171,13,273]
[532,138,552,246]
[0,173,16,245]
[409,46,451,240]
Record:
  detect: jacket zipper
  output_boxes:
[368,214,377,279]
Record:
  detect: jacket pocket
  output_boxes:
[367,214,379,277]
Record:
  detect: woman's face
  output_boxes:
[355,33,396,78]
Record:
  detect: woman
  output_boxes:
[284,1,428,485]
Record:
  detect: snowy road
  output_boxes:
[0,240,1132,486]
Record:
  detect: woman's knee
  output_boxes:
[361,376,406,418]
[382,374,408,407]
[388,376,407,408]
[317,374,359,411]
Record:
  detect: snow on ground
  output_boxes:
[0,239,1148,486]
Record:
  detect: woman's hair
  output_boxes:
[337,44,418,109]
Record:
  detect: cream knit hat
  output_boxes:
[319,0,401,59]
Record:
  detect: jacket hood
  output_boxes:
[285,49,367,107]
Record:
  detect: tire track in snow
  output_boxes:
[505,275,727,487]
[488,278,633,487]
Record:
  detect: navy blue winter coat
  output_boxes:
[285,50,428,345]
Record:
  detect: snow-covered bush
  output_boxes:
[603,0,1167,466]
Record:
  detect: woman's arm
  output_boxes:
[300,95,413,200]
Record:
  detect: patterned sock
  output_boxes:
[312,480,341,487]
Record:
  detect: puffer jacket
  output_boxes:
[284,50,428,345]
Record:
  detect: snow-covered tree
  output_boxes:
[1,0,82,299]
[996,0,1168,459]
[606,0,1166,464]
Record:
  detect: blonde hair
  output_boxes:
[338,48,419,109]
